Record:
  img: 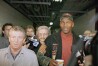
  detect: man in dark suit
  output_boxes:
[45,13,79,66]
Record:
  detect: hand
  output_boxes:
[38,44,47,54]
[49,59,58,66]
[23,43,30,48]
[78,60,85,66]
[79,63,84,66]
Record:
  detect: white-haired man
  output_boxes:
[36,26,51,66]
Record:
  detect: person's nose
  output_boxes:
[14,37,18,42]
[64,22,67,27]
[41,34,44,38]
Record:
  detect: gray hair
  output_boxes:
[36,26,50,35]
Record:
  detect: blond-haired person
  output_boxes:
[0,26,39,66]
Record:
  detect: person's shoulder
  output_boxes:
[47,31,60,39]
[0,37,4,40]
[0,48,8,54]
[0,37,7,41]
[18,48,37,62]
[22,47,36,54]
[0,48,7,51]
[45,34,55,42]
[72,32,79,39]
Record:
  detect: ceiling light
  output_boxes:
[59,0,62,2]
[53,0,62,2]
[50,22,53,25]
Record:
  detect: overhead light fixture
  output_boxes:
[52,12,55,15]
[53,0,62,2]
[59,0,62,2]
[49,22,53,26]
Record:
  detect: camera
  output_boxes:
[26,37,39,47]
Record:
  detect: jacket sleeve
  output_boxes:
[45,35,54,58]
[37,51,51,66]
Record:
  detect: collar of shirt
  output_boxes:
[4,46,25,57]
[61,31,73,38]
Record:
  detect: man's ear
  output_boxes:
[22,38,26,45]
[60,21,62,27]
[72,22,74,28]
[24,38,26,41]
[8,37,10,43]
[2,31,4,34]
[23,38,26,42]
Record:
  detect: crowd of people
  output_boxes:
[0,13,97,66]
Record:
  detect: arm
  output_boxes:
[37,51,51,66]
[38,43,47,54]
[37,52,58,66]
[45,35,54,58]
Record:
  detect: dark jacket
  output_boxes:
[91,32,98,66]
[45,30,79,60]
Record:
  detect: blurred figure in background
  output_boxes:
[84,30,92,36]
[26,25,35,39]
[83,30,94,55]
[0,23,13,49]
[24,25,39,53]
[91,20,98,66]
[83,30,96,66]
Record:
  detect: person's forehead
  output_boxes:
[5,26,12,29]
[61,18,73,22]
[84,31,91,34]
[39,29,48,32]
[9,30,24,35]
[38,29,48,33]
[26,28,34,31]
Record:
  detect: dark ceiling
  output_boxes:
[4,0,95,28]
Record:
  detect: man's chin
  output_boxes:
[13,46,21,50]
[62,31,69,34]
[40,39,45,42]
